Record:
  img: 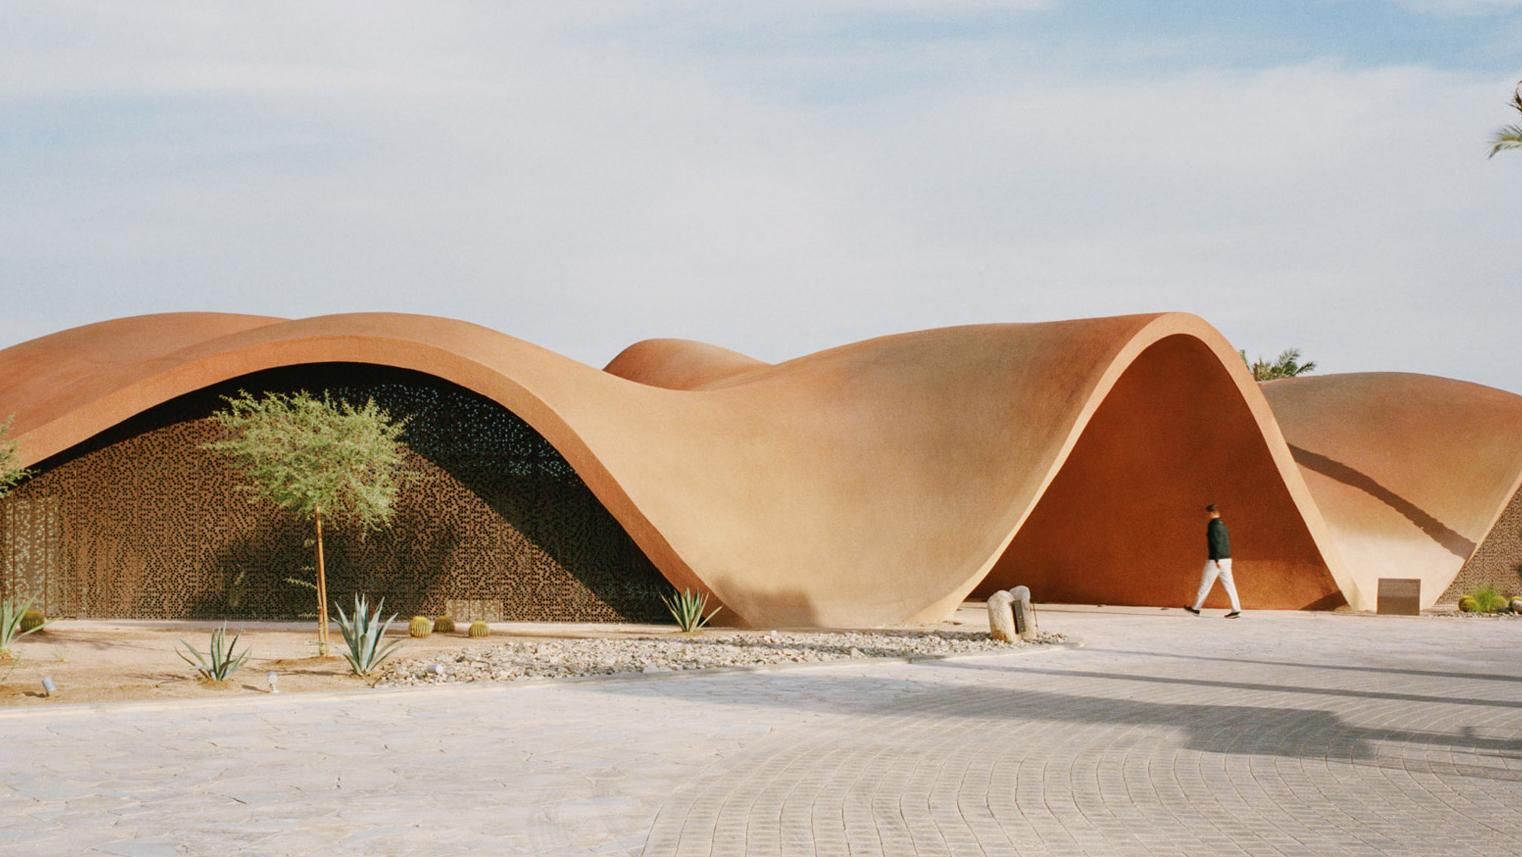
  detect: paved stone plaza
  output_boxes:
[4,608,1521,856]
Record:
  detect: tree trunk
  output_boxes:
[314,508,330,657]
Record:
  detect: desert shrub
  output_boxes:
[335,594,404,677]
[177,624,252,682]
[661,588,722,633]
[433,615,455,634]
[408,616,433,638]
[1458,595,1478,613]
[467,620,490,638]
[1470,584,1510,614]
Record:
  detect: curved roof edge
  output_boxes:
[4,311,1519,623]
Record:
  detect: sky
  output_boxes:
[2,2,1520,390]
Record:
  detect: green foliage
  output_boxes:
[1239,348,1317,382]
[19,609,46,634]
[433,615,456,634]
[203,390,409,530]
[1458,595,1478,613]
[0,417,33,500]
[409,616,434,638]
[1488,82,1522,158]
[0,598,45,656]
[661,588,722,633]
[176,624,252,682]
[1468,584,1510,614]
[204,389,409,656]
[336,594,404,676]
[467,620,490,638]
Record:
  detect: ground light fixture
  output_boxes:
[266,671,279,694]
[39,676,56,697]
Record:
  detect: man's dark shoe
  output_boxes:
[1224,611,1241,619]
[1184,606,1200,615]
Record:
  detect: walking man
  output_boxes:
[1185,503,1241,618]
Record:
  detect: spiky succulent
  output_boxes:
[0,598,46,657]
[336,594,404,677]
[18,608,46,635]
[467,620,490,638]
[177,624,252,682]
[408,616,434,638]
[660,588,722,633]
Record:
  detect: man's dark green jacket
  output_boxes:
[1207,518,1231,560]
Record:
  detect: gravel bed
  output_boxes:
[376,629,1065,687]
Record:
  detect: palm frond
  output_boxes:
[1490,125,1522,158]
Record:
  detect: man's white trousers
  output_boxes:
[1192,558,1241,612]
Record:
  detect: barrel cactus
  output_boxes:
[408,616,434,638]
[433,615,456,634]
[1458,595,1478,613]
[467,620,490,638]
[19,609,45,634]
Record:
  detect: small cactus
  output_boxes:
[467,620,490,638]
[432,615,455,634]
[19,609,46,634]
[408,616,434,638]
[1458,595,1478,613]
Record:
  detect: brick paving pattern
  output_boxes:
[3,609,1520,855]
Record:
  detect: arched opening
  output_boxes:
[0,363,670,621]
[975,335,1343,610]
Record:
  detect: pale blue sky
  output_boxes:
[2,2,1520,389]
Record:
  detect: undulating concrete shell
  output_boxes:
[3,312,1519,625]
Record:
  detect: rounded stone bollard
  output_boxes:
[987,590,1018,642]
[1010,585,1038,640]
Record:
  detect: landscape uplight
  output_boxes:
[39,676,56,697]
[266,671,279,694]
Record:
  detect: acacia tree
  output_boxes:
[0,418,29,500]
[1239,348,1317,382]
[1489,81,1522,158]
[205,391,407,656]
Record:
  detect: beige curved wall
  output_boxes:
[1263,373,1522,609]
[3,311,1519,625]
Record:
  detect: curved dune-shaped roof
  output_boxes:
[3,311,1519,626]
[603,338,770,390]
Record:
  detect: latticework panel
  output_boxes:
[1442,483,1522,604]
[0,364,670,622]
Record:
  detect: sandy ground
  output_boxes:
[0,617,694,707]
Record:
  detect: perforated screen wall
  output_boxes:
[0,364,670,622]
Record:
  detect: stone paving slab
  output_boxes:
[3,609,1521,855]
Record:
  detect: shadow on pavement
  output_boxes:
[587,661,1522,770]
[1083,646,1522,685]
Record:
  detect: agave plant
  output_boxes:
[661,587,722,633]
[177,624,252,682]
[0,598,46,659]
[335,594,404,676]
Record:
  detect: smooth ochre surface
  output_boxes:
[4,312,1521,624]
[4,608,1521,855]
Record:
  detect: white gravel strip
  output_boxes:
[376,629,1065,687]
